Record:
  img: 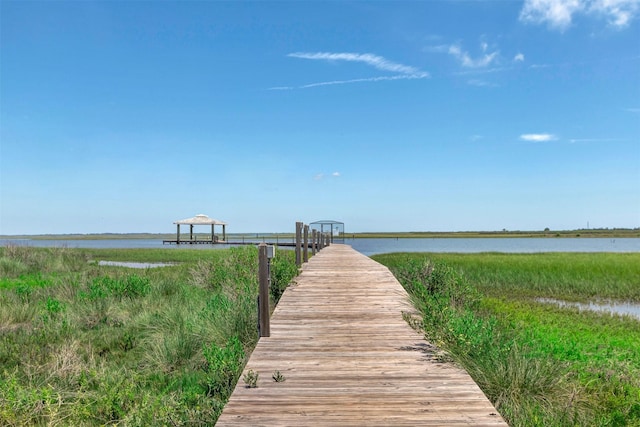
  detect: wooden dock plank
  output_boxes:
[216,244,507,426]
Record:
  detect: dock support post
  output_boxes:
[295,221,302,267]
[258,243,270,337]
[303,224,309,263]
[312,229,317,255]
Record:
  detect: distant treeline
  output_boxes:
[350,228,640,238]
[2,228,639,240]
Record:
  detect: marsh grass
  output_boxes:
[0,245,298,425]
[375,252,640,426]
[461,342,597,425]
[400,252,640,301]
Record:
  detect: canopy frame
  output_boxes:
[309,220,345,243]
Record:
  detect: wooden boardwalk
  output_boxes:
[216,244,507,426]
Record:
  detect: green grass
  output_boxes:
[0,245,298,426]
[374,252,640,427]
[376,252,640,301]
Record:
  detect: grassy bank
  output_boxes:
[0,245,298,425]
[374,252,640,426]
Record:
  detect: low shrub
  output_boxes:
[203,336,245,401]
[269,250,298,303]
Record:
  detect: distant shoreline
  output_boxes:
[1,228,638,240]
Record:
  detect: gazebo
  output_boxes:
[173,214,227,244]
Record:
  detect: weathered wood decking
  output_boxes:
[216,244,507,426]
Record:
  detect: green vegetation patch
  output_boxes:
[377,252,640,301]
[0,273,52,291]
[374,252,640,427]
[0,245,299,426]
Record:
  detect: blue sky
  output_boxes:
[1,0,639,234]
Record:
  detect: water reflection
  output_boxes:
[536,298,640,320]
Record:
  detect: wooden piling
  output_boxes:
[303,224,309,263]
[295,222,302,267]
[258,243,270,337]
[311,229,317,255]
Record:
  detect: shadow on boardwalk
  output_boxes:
[216,244,507,426]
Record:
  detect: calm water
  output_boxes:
[346,237,640,256]
[536,298,640,321]
[2,237,639,256]
[98,261,174,268]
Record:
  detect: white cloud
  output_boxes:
[520,0,582,29]
[424,44,451,54]
[514,53,525,62]
[519,0,639,30]
[569,137,625,143]
[314,172,341,180]
[520,133,559,141]
[448,44,499,68]
[467,79,499,87]
[296,73,429,89]
[590,0,639,27]
[267,86,294,91]
[453,67,511,76]
[530,63,553,69]
[278,51,430,89]
[288,52,419,74]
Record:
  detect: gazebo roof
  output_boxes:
[174,214,227,226]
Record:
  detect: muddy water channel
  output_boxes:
[536,298,640,320]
